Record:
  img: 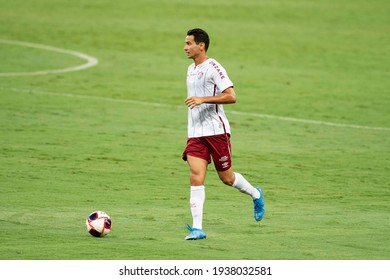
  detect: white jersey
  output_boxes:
[186,58,234,138]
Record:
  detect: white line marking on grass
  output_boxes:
[4,87,390,132]
[0,39,98,76]
[228,111,390,131]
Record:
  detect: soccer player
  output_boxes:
[182,28,265,240]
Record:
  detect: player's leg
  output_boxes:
[207,134,259,198]
[187,155,207,229]
[207,133,265,222]
[187,155,208,186]
[217,169,265,221]
[185,155,208,239]
[217,169,258,197]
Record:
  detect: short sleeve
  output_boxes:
[209,60,233,92]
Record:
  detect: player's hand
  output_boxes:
[185,96,203,109]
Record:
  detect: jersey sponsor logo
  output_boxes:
[209,61,225,79]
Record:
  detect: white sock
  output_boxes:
[190,185,205,229]
[232,172,260,200]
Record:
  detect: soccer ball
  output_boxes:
[86,211,112,237]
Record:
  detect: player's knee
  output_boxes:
[190,173,205,186]
[218,173,235,186]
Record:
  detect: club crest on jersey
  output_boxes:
[197,71,204,79]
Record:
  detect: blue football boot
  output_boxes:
[185,224,206,240]
[253,188,265,221]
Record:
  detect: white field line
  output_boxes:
[0,39,98,76]
[228,111,390,131]
[3,87,390,132]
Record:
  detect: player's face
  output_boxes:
[184,35,203,60]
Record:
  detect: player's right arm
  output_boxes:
[185,87,236,109]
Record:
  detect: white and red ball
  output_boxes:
[86,211,112,237]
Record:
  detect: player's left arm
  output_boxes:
[185,87,236,109]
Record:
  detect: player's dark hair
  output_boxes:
[187,28,210,51]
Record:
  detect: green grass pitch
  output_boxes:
[0,0,389,260]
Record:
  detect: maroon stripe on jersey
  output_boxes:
[213,84,228,135]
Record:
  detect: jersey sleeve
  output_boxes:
[209,60,233,92]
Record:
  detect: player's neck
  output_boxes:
[193,53,208,66]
